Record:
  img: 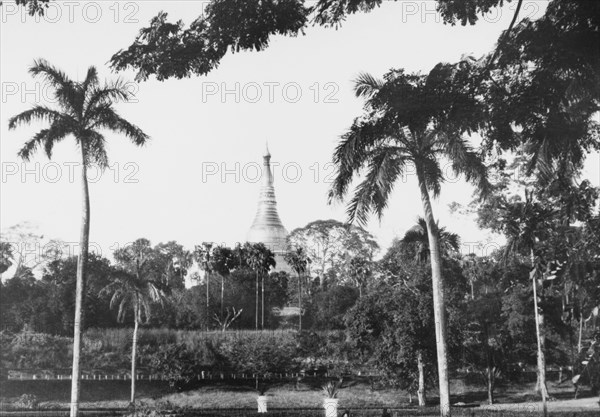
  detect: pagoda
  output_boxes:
[246,145,290,271]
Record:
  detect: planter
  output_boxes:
[323,398,338,417]
[257,395,268,413]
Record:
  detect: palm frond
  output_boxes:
[440,229,461,253]
[139,297,152,324]
[82,130,109,169]
[81,66,99,95]
[8,106,67,130]
[441,134,491,199]
[345,146,407,225]
[84,80,132,119]
[400,219,429,262]
[42,118,73,159]
[92,107,150,146]
[401,226,426,246]
[329,117,389,203]
[354,72,384,99]
[419,155,443,197]
[117,296,130,323]
[17,130,48,161]
[401,217,460,261]
[29,59,79,112]
[14,119,71,161]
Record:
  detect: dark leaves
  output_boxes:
[110,0,308,81]
[483,0,600,173]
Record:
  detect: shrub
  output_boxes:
[146,343,203,388]
[218,333,299,388]
[15,394,39,409]
[127,400,189,417]
[7,331,71,369]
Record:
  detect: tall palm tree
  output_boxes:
[211,245,235,319]
[194,242,214,331]
[104,239,167,404]
[245,243,275,330]
[329,65,490,417]
[8,59,148,417]
[284,246,311,332]
[401,217,460,263]
[400,217,459,407]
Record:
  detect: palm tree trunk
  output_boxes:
[298,273,302,332]
[417,350,426,406]
[255,271,259,330]
[261,274,265,329]
[531,250,548,417]
[206,271,210,331]
[578,309,583,353]
[70,155,90,417]
[481,321,495,405]
[416,171,450,417]
[131,304,139,404]
[487,367,494,405]
[221,275,224,319]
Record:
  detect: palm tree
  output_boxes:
[245,243,275,330]
[8,59,148,417]
[211,245,235,319]
[194,242,214,331]
[329,65,490,417]
[401,217,460,263]
[399,217,459,407]
[103,239,167,404]
[284,246,311,332]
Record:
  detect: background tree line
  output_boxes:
[0,219,380,334]
[2,179,599,402]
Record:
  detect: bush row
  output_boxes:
[1,329,353,381]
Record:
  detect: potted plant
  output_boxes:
[322,381,340,417]
[256,383,269,413]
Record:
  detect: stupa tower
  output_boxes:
[246,144,290,271]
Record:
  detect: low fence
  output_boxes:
[5,368,569,383]
[4,370,379,382]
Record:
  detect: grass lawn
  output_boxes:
[2,379,598,414]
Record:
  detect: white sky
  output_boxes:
[1,1,598,262]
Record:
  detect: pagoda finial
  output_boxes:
[265,141,271,157]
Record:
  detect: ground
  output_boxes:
[1,379,598,413]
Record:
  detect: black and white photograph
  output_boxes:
[1,1,599,416]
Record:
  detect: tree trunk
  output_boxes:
[130,304,139,404]
[578,310,583,353]
[416,171,450,417]
[206,271,210,331]
[70,154,90,417]
[261,274,265,329]
[417,350,426,406]
[298,272,302,332]
[486,369,494,405]
[255,271,259,330]
[221,275,224,319]
[484,322,494,405]
[531,249,548,417]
